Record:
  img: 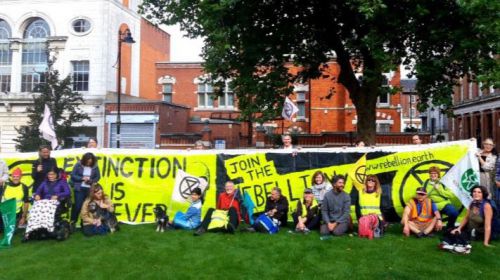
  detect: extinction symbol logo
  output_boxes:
[178,176,203,199]
[460,168,478,192]
[283,102,293,119]
[355,165,366,185]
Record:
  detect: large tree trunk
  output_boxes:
[352,89,378,145]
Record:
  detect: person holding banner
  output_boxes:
[476,138,497,199]
[87,138,98,149]
[451,185,499,247]
[423,166,458,229]
[31,145,58,194]
[401,187,443,238]
[310,171,332,205]
[169,187,203,230]
[194,181,241,235]
[292,188,320,233]
[320,175,351,236]
[70,152,101,227]
[0,168,30,228]
[80,184,114,236]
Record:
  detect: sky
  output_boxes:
[162,25,204,62]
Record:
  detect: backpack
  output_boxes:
[358,214,381,239]
[254,213,279,234]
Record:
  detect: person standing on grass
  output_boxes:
[423,166,458,229]
[194,181,241,235]
[80,184,114,236]
[310,171,332,205]
[169,187,203,230]
[451,185,499,247]
[70,152,101,228]
[401,187,443,238]
[320,175,351,236]
[31,145,59,194]
[292,188,320,233]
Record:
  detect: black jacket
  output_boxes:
[265,195,289,221]
[31,157,58,191]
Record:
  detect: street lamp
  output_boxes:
[116,28,135,148]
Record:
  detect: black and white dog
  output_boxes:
[153,205,169,232]
[88,201,119,233]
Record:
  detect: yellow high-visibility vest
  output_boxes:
[359,191,382,218]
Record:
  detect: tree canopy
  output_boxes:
[140,0,499,144]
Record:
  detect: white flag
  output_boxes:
[171,169,208,203]
[39,104,58,150]
[440,151,480,207]
[281,97,299,120]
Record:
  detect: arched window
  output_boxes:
[0,19,12,92]
[21,18,50,92]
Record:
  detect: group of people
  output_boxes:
[0,139,116,238]
[1,136,500,248]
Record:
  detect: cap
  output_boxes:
[416,187,427,195]
[12,168,22,177]
[304,188,313,194]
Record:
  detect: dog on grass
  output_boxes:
[88,201,119,233]
[153,205,169,232]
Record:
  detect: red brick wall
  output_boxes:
[189,122,242,148]
[140,19,170,100]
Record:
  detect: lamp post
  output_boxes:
[116,28,135,148]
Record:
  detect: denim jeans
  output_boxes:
[441,204,459,228]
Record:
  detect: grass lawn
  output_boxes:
[0,224,498,280]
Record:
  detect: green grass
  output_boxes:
[0,224,498,280]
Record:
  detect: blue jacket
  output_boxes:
[35,178,71,200]
[173,200,202,229]
[70,162,100,191]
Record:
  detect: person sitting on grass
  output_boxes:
[169,187,203,230]
[34,168,70,202]
[451,185,499,247]
[248,187,289,233]
[292,188,320,233]
[320,175,351,237]
[401,187,443,238]
[0,168,30,228]
[194,181,241,235]
[423,166,458,229]
[80,184,115,236]
[357,174,386,238]
[310,171,332,205]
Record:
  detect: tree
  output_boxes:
[14,60,90,152]
[140,0,499,144]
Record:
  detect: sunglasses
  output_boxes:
[366,178,376,182]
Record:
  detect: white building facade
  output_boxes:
[0,0,144,152]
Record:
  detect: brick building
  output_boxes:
[450,76,500,149]
[149,60,404,148]
[0,0,169,152]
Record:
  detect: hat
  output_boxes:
[416,187,427,195]
[304,188,313,194]
[12,168,22,177]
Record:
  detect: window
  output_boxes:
[378,93,390,105]
[0,20,12,92]
[218,84,234,108]
[410,108,417,118]
[72,19,91,34]
[377,123,391,133]
[410,95,417,103]
[21,18,49,92]
[162,84,172,102]
[72,61,89,91]
[197,83,213,107]
[296,91,306,119]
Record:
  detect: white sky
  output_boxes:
[162,25,204,62]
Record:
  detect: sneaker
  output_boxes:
[244,227,256,233]
[425,233,435,238]
[416,232,425,238]
[303,228,311,235]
